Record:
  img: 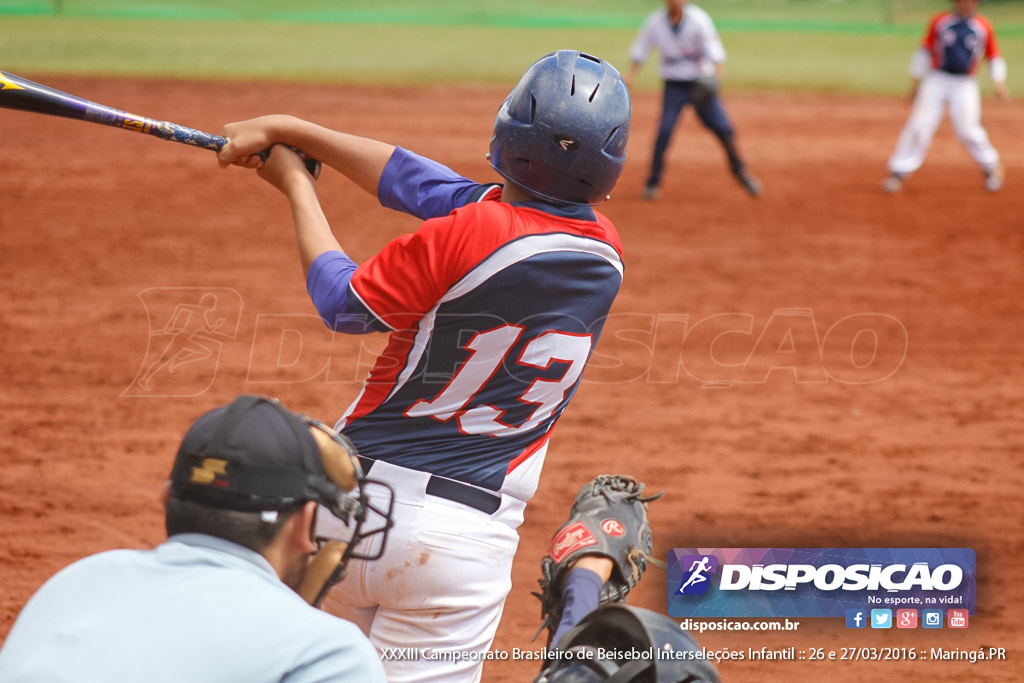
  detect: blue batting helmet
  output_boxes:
[489,50,631,205]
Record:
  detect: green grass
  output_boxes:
[5,0,1024,28]
[5,0,1024,29]
[1,1,1022,95]
[0,18,638,84]
[717,29,1024,94]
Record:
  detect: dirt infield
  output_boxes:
[1,77,1022,681]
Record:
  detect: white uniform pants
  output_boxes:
[887,70,1000,176]
[317,460,526,683]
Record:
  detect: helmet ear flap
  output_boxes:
[308,423,360,492]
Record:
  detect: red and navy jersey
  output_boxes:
[308,148,624,493]
[923,10,1000,76]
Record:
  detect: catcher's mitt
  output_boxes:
[691,74,720,110]
[532,474,664,648]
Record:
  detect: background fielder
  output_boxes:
[626,0,762,200]
[883,0,1009,193]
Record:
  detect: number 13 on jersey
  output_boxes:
[405,324,592,438]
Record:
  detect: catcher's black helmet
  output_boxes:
[169,394,395,605]
[489,50,631,205]
[536,605,720,683]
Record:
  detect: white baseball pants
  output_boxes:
[887,70,1000,176]
[317,459,528,683]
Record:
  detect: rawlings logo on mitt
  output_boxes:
[548,522,598,563]
[532,474,664,648]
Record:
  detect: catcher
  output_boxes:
[536,604,722,683]
[531,474,720,683]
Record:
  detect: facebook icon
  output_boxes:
[845,609,867,629]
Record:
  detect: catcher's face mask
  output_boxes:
[301,417,395,606]
[169,395,395,606]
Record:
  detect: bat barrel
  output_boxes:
[1,70,319,176]
[1,70,93,120]
[1,70,226,150]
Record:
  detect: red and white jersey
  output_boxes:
[922,10,1000,76]
[337,189,624,497]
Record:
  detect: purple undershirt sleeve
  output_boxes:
[307,149,499,334]
[305,251,379,334]
[377,146,492,219]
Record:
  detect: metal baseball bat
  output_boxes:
[0,70,320,177]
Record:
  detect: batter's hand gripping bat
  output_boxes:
[0,70,320,177]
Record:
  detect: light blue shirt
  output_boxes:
[0,534,385,683]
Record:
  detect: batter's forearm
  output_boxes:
[287,183,343,277]
[267,117,396,197]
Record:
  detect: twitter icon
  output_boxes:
[870,609,893,629]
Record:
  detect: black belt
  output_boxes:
[358,456,501,515]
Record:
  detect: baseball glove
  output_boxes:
[532,474,664,648]
[691,75,720,110]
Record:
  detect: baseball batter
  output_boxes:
[626,0,762,199]
[219,51,631,682]
[883,0,1009,193]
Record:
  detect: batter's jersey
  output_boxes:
[307,148,624,497]
[923,10,1000,75]
[0,534,385,683]
[629,3,725,81]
